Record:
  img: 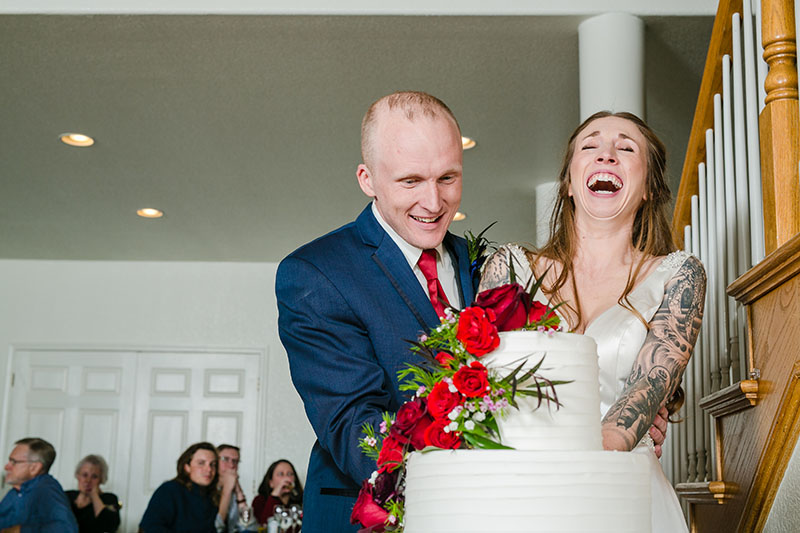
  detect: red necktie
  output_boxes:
[418,249,450,318]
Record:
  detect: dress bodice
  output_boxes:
[503,245,692,417]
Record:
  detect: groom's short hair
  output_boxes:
[360,91,461,169]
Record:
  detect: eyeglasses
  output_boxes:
[220,456,240,465]
[7,458,37,466]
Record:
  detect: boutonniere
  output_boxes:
[464,222,496,282]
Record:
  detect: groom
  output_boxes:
[276,91,475,533]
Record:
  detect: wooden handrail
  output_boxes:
[672,0,742,248]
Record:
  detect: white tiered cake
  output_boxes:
[403,331,652,532]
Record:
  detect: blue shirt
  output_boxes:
[0,473,78,533]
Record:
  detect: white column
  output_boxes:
[578,13,646,121]
[535,181,559,248]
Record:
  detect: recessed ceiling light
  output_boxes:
[137,208,164,218]
[461,136,476,150]
[60,133,95,147]
[453,212,467,222]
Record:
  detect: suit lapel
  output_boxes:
[356,206,440,330]
[444,232,476,307]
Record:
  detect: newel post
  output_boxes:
[759,0,800,253]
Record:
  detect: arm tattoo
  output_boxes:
[602,255,706,450]
[478,249,514,292]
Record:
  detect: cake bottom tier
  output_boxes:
[404,450,651,533]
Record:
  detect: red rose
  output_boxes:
[350,480,389,531]
[474,283,530,331]
[456,306,500,357]
[376,436,403,473]
[529,301,558,327]
[435,351,455,366]
[409,412,434,450]
[424,419,462,449]
[453,361,490,397]
[426,381,463,420]
[390,397,427,445]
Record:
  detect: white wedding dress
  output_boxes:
[507,245,690,533]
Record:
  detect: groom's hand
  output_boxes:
[649,406,669,459]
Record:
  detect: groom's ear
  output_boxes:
[357,164,377,198]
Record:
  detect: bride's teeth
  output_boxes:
[588,173,622,192]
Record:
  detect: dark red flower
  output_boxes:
[452,361,490,397]
[390,397,427,445]
[529,301,558,327]
[474,283,530,331]
[350,480,389,531]
[372,470,399,506]
[426,381,463,420]
[376,436,403,473]
[423,419,462,449]
[456,306,500,357]
[409,412,434,450]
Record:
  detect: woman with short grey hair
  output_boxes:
[65,454,120,533]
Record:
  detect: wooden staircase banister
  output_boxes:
[672,0,742,249]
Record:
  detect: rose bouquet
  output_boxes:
[351,248,566,532]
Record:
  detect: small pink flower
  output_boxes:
[379,421,388,434]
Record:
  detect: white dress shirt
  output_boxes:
[371,202,462,309]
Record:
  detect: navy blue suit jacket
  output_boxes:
[276,205,475,533]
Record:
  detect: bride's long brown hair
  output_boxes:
[533,111,676,333]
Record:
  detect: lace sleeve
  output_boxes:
[478,244,533,292]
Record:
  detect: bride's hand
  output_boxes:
[649,406,669,459]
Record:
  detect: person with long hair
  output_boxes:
[65,454,120,532]
[139,442,220,533]
[252,459,303,525]
[480,111,705,532]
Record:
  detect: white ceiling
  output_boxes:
[0,12,713,261]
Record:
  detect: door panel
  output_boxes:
[6,348,261,533]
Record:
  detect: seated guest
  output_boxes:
[65,454,120,533]
[0,437,78,533]
[252,460,303,525]
[139,442,219,533]
[215,444,248,532]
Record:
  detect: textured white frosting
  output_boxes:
[404,450,651,532]
[480,331,602,451]
[403,330,652,532]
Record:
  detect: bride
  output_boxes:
[479,111,705,533]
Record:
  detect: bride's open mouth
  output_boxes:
[587,172,623,194]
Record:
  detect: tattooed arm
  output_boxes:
[478,245,535,292]
[601,255,706,451]
[478,249,513,292]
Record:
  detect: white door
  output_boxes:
[4,347,262,533]
[125,350,261,532]
[5,349,138,528]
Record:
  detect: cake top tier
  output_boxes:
[481,330,603,452]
